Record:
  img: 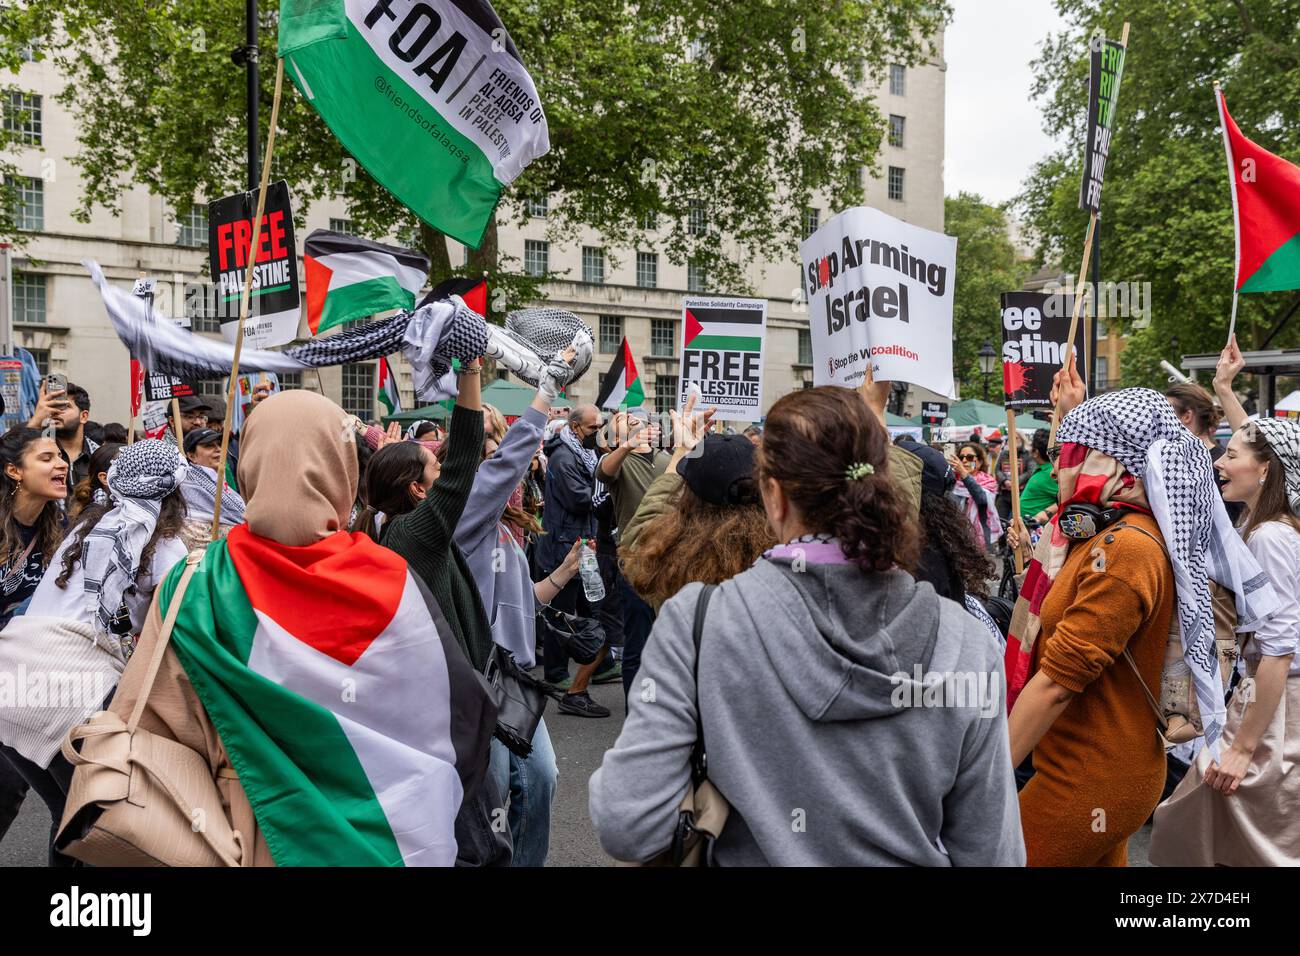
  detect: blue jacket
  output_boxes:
[536,429,597,573]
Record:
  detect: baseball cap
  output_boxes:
[676,434,758,507]
[174,394,213,414]
[183,427,222,454]
[896,439,955,497]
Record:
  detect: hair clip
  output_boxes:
[845,462,875,481]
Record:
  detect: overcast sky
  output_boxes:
[944,0,1066,205]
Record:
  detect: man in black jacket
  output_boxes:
[537,404,610,718]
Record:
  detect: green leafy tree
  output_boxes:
[0,0,949,317]
[946,192,1027,398]
[1017,0,1300,389]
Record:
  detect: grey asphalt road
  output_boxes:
[0,675,1153,867]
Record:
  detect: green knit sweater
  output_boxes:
[380,405,495,672]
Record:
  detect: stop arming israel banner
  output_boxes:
[678,296,767,423]
[208,180,301,349]
[801,206,957,398]
[1000,290,1087,409]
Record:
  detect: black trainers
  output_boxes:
[557,690,611,718]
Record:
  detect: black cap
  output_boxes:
[676,434,757,507]
[173,393,213,414]
[897,439,955,498]
[183,427,222,454]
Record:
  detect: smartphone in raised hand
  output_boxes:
[46,372,67,398]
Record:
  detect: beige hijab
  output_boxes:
[238,390,358,546]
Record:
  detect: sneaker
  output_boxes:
[558,691,611,718]
[591,662,623,685]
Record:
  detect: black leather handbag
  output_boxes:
[483,644,550,759]
[536,606,605,665]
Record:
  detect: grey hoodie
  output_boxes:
[589,556,1025,866]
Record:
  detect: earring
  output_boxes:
[1260,475,1267,485]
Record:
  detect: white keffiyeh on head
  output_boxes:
[82,440,189,633]
[181,464,245,529]
[1251,418,1300,516]
[1059,388,1282,757]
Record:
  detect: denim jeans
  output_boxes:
[0,752,29,843]
[620,578,656,706]
[488,717,558,867]
[0,744,76,867]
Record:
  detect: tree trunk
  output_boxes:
[420,222,454,286]
[467,211,499,287]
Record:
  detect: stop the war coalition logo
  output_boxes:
[800,206,957,398]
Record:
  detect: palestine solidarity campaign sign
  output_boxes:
[209,180,301,348]
[801,206,957,397]
[278,0,550,249]
[678,297,767,422]
[1000,290,1086,409]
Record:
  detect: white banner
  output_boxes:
[800,206,956,397]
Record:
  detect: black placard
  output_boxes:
[208,180,300,347]
[1079,37,1126,212]
[921,401,948,425]
[1000,291,1088,409]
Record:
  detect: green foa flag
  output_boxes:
[279,0,550,248]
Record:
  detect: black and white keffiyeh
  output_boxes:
[87,261,487,404]
[181,464,246,529]
[558,424,608,508]
[82,439,189,633]
[1058,388,1281,755]
[1252,418,1300,515]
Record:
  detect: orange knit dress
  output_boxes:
[1018,513,1173,866]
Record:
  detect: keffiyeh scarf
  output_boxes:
[1008,389,1281,757]
[82,439,189,633]
[181,464,246,529]
[559,425,608,507]
[1252,418,1300,515]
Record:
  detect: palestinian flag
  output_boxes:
[683,302,764,353]
[304,231,430,335]
[158,526,496,866]
[595,338,644,411]
[278,0,550,249]
[378,356,402,415]
[424,276,487,318]
[1217,89,1300,293]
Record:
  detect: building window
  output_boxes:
[687,260,707,293]
[195,377,225,401]
[26,348,49,375]
[797,328,812,365]
[688,199,708,236]
[342,363,375,419]
[278,372,302,390]
[890,64,906,96]
[655,375,678,415]
[2,91,42,146]
[1095,356,1110,392]
[641,210,658,231]
[636,252,658,289]
[328,217,356,236]
[525,194,549,218]
[582,246,605,284]
[5,175,42,231]
[177,203,208,248]
[651,319,676,357]
[887,166,905,201]
[186,284,222,333]
[599,315,623,353]
[12,272,45,324]
[889,114,905,148]
[524,239,549,277]
[802,207,820,239]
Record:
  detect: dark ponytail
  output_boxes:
[354,441,427,541]
[756,386,918,572]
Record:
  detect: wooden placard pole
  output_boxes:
[1006,412,1025,573]
[210,57,285,540]
[1048,20,1129,446]
[172,397,184,452]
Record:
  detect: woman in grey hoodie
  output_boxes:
[589,386,1025,866]
[453,354,581,867]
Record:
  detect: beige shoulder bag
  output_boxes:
[55,549,247,867]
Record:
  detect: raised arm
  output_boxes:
[1212,334,1249,432]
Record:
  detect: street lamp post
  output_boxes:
[978,340,997,403]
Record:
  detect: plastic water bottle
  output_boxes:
[578,541,605,602]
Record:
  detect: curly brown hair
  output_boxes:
[620,482,775,606]
[756,386,919,572]
[919,492,993,599]
[56,490,187,590]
